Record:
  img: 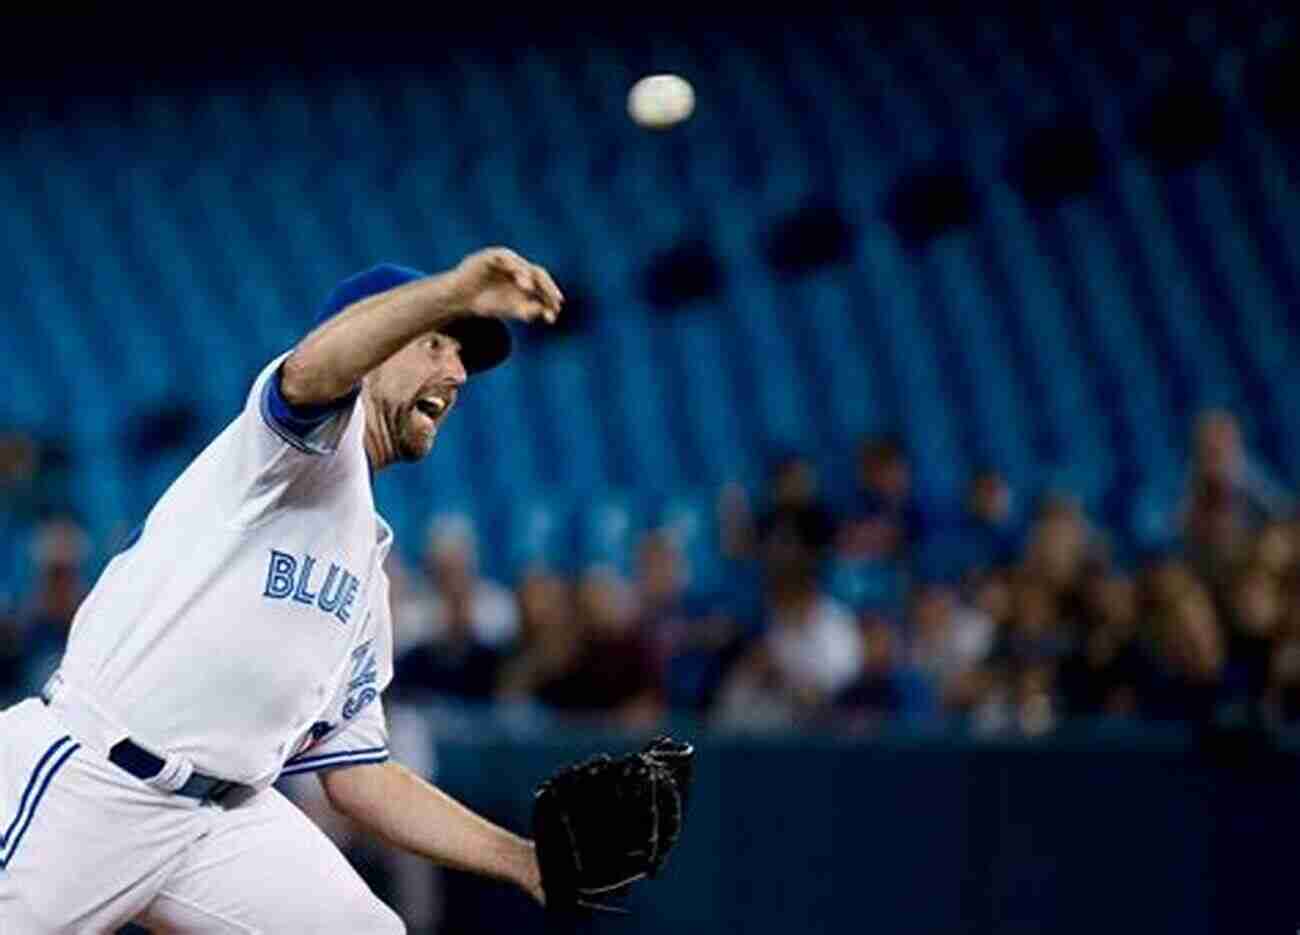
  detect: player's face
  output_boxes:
[372,332,467,462]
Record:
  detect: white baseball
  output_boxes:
[627,74,695,129]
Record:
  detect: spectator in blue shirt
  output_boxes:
[838,437,925,562]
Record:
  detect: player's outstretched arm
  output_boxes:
[281,248,563,406]
[319,759,545,905]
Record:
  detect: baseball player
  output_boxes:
[0,249,564,932]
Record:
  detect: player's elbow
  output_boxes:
[280,348,351,408]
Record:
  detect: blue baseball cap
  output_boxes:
[316,263,513,375]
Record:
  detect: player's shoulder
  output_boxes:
[245,350,364,461]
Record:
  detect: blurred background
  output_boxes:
[3,5,1299,933]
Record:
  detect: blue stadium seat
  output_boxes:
[0,21,1294,597]
[573,488,646,575]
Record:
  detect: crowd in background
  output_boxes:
[3,407,1299,737]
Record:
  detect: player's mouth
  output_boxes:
[412,389,457,432]
[414,396,448,422]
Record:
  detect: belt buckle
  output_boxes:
[204,779,237,803]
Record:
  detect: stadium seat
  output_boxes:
[1,21,1294,588]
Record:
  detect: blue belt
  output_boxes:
[40,692,243,803]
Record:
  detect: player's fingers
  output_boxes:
[531,264,564,312]
[508,259,533,294]
[483,248,530,292]
[482,246,513,272]
[485,245,520,264]
[517,299,550,322]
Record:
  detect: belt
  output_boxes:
[105,737,242,803]
[40,681,244,804]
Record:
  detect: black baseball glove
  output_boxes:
[532,735,694,914]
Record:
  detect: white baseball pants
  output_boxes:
[0,698,404,934]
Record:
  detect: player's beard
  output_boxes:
[394,399,437,462]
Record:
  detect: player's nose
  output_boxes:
[446,350,467,387]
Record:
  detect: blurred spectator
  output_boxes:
[0,431,74,523]
[1181,409,1294,581]
[409,514,519,651]
[1140,572,1225,723]
[636,529,693,658]
[1022,494,1096,600]
[1013,664,1058,736]
[837,436,923,561]
[835,616,936,727]
[1001,577,1071,661]
[634,530,740,711]
[717,480,753,560]
[962,568,1012,644]
[973,575,1072,733]
[714,567,863,728]
[956,469,1023,570]
[18,518,89,696]
[385,551,430,657]
[496,570,580,702]
[1218,561,1283,707]
[388,517,517,703]
[1,411,1296,742]
[0,432,39,510]
[721,452,836,585]
[391,596,505,704]
[1251,520,1298,579]
[937,570,1007,715]
[1266,571,1300,723]
[906,582,996,709]
[1057,570,1146,717]
[1146,555,1203,608]
[509,568,664,727]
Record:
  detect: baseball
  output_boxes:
[627,74,695,129]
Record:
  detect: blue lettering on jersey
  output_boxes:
[348,641,378,692]
[342,641,378,719]
[263,549,361,625]
[343,688,376,720]
[335,574,360,624]
[292,555,319,605]
[317,565,344,613]
[263,550,297,599]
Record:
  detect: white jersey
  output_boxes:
[54,352,394,789]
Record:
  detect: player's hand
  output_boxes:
[451,247,563,325]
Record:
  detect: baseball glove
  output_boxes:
[532,735,694,914]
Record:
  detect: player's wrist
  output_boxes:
[513,839,545,906]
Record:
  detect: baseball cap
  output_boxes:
[315,263,513,376]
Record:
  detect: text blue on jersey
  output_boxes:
[263,549,359,624]
[342,641,378,719]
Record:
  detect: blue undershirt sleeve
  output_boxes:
[259,364,359,455]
